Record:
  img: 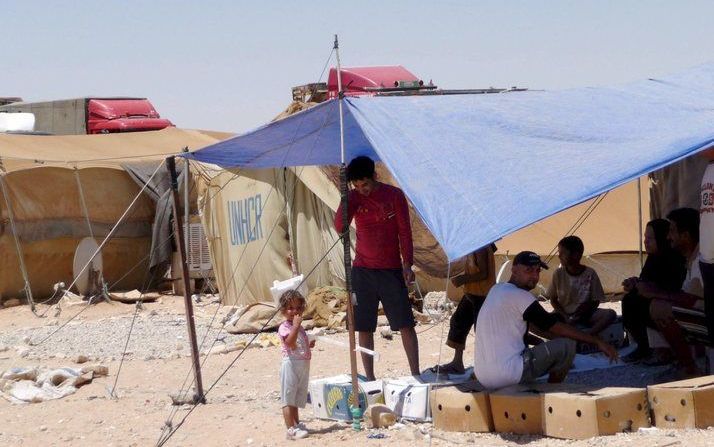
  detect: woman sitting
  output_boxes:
[621,219,686,363]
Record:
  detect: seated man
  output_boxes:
[635,207,704,377]
[546,236,616,336]
[431,243,497,375]
[474,251,618,390]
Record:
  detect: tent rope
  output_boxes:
[543,191,609,265]
[29,233,174,346]
[429,264,452,447]
[158,47,338,445]
[109,257,163,398]
[0,170,37,314]
[156,235,342,447]
[73,166,95,239]
[30,161,163,326]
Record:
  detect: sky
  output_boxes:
[4,1,714,134]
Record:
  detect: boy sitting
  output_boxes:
[546,236,616,336]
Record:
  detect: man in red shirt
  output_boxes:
[335,156,419,380]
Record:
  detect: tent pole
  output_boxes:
[167,156,206,404]
[335,34,361,417]
[0,172,35,312]
[184,155,191,275]
[284,168,299,275]
[73,167,95,239]
[637,178,644,268]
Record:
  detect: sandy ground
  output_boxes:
[1,297,713,447]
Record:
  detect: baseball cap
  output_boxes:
[513,251,549,269]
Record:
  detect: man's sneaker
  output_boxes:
[296,422,308,431]
[286,426,308,440]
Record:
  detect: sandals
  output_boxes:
[427,364,465,375]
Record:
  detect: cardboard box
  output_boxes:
[384,377,432,421]
[490,383,582,435]
[309,375,383,421]
[648,376,714,429]
[430,382,492,432]
[543,387,649,439]
[384,375,474,422]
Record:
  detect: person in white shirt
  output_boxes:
[700,147,714,342]
[474,251,618,390]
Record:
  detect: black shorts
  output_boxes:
[352,267,416,332]
[446,294,485,349]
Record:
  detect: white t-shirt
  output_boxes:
[474,282,535,389]
[701,162,714,263]
[684,245,704,301]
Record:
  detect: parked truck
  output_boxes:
[292,65,526,103]
[0,97,173,135]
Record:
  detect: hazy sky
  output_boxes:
[4,1,714,133]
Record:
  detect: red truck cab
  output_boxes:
[326,66,430,99]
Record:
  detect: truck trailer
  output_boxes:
[0,97,173,135]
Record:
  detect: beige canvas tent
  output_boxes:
[0,128,226,300]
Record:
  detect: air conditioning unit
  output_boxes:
[184,217,212,275]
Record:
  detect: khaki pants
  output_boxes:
[519,338,576,383]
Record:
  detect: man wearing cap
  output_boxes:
[474,251,618,389]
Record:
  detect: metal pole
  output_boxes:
[167,156,205,404]
[334,34,360,413]
[184,155,191,269]
[637,178,644,268]
[0,173,35,312]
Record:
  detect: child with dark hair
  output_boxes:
[546,236,616,336]
[277,289,315,440]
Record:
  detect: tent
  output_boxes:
[0,128,226,300]
[194,163,350,306]
[186,63,714,297]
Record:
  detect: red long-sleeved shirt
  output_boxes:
[334,183,414,270]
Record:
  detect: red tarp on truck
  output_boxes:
[326,66,421,98]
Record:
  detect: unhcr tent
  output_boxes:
[0,128,225,300]
[194,163,349,306]
[187,63,714,300]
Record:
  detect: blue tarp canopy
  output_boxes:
[186,63,714,261]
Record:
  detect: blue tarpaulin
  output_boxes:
[185,63,714,261]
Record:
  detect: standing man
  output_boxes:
[430,244,497,375]
[335,156,419,380]
[474,251,618,390]
[700,147,714,342]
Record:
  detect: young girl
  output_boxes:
[277,289,315,440]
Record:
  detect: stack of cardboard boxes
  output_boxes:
[308,374,714,439]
